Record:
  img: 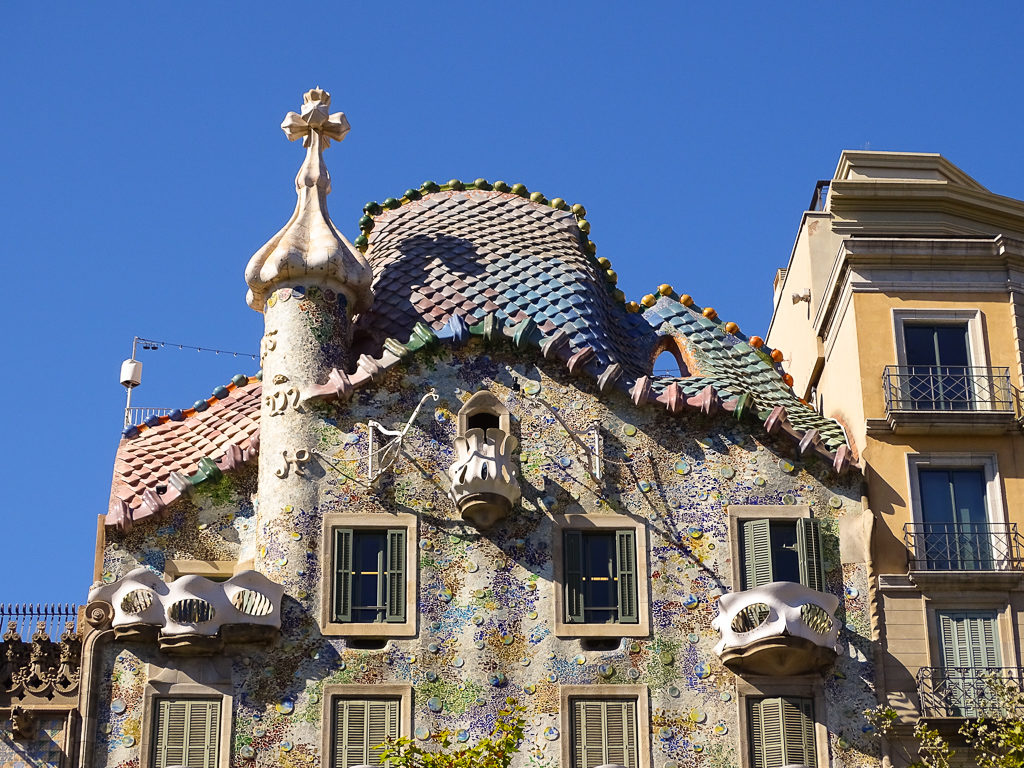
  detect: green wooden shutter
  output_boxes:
[571,699,637,768]
[743,519,773,589]
[564,530,584,623]
[616,529,639,624]
[367,699,400,764]
[154,700,219,768]
[797,517,825,592]
[334,528,353,622]
[938,612,1000,668]
[334,699,400,768]
[749,697,816,768]
[783,698,817,768]
[385,529,406,623]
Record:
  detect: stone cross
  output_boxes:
[280,87,350,148]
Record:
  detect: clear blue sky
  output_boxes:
[3,2,1024,606]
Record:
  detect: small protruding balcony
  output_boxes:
[448,427,521,529]
[881,366,1018,433]
[917,666,1024,718]
[86,568,283,654]
[904,522,1024,588]
[712,581,840,676]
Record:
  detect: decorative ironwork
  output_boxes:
[917,666,1024,718]
[883,365,1016,414]
[904,522,1023,571]
[0,606,81,700]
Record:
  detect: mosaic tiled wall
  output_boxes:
[0,718,66,768]
[97,345,881,768]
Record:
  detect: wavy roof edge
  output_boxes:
[107,311,855,532]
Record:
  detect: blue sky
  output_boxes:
[3,3,1024,605]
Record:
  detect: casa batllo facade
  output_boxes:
[0,91,880,768]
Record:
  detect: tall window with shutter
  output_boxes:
[332,529,406,623]
[740,518,825,591]
[564,530,638,624]
[331,698,400,768]
[570,698,638,768]
[937,611,1000,717]
[152,699,220,768]
[748,696,817,768]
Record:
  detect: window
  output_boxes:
[152,699,220,768]
[331,698,400,768]
[333,528,406,624]
[564,530,638,625]
[570,698,638,768]
[553,516,649,638]
[739,517,824,592]
[907,455,1008,573]
[559,686,651,768]
[320,514,417,637]
[903,323,971,410]
[748,697,817,768]
[935,611,1001,717]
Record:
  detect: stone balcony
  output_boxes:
[447,427,521,529]
[712,581,840,676]
[87,568,284,654]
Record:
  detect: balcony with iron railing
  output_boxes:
[904,522,1024,588]
[917,666,1024,718]
[881,366,1019,433]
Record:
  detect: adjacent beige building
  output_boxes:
[769,151,1024,763]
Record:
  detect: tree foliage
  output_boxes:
[379,699,526,768]
[866,678,1024,768]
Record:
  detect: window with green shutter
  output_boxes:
[152,699,220,768]
[741,518,824,591]
[331,698,400,768]
[333,528,406,623]
[937,611,1001,717]
[748,696,817,768]
[563,530,639,624]
[570,698,638,768]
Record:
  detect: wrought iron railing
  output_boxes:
[124,406,174,427]
[917,666,1024,718]
[0,602,78,640]
[883,365,1015,414]
[904,522,1023,571]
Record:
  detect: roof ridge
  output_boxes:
[121,371,263,439]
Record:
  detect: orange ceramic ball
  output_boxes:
[771,349,784,363]
[749,335,764,348]
[783,373,794,386]
[702,307,718,320]
[724,322,739,334]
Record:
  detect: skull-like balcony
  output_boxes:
[448,427,521,528]
[87,567,284,654]
[712,581,840,676]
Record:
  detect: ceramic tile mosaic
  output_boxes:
[0,717,65,768]
[96,343,882,768]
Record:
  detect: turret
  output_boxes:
[244,88,373,579]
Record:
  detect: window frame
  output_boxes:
[727,505,813,591]
[892,308,987,371]
[319,513,418,637]
[551,514,650,638]
[139,664,232,768]
[559,684,651,768]
[924,598,1015,671]
[320,684,412,768]
[906,454,1006,529]
[735,676,828,768]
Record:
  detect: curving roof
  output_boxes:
[352,188,654,376]
[107,180,854,530]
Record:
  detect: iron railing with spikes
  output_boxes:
[0,602,78,640]
[883,366,1017,414]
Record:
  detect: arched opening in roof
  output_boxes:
[650,337,690,378]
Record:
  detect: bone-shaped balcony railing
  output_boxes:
[712,581,840,667]
[87,567,284,638]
